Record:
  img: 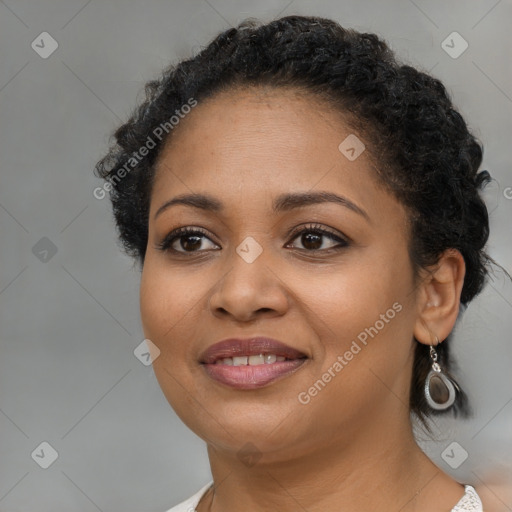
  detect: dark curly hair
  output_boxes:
[95,15,495,425]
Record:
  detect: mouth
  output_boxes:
[199,337,308,390]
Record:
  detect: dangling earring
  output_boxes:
[424,336,459,410]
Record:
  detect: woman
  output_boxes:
[95,15,491,511]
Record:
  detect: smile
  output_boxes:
[214,353,288,365]
[202,357,307,389]
[199,337,308,389]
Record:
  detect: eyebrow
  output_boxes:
[154,191,370,222]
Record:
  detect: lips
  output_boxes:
[199,337,308,389]
[199,337,307,364]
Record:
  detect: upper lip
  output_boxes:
[199,337,308,364]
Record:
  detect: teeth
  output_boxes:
[248,354,265,365]
[215,358,233,365]
[233,356,248,366]
[214,353,289,366]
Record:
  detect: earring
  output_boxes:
[424,337,459,410]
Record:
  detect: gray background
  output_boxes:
[1,0,511,510]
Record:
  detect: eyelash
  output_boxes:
[155,223,350,255]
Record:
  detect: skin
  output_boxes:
[139,86,468,511]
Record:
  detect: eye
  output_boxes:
[156,227,219,254]
[285,223,349,252]
[156,223,350,255]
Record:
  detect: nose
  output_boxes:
[208,245,289,322]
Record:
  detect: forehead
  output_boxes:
[154,87,361,180]
[150,86,402,225]
[164,87,342,147]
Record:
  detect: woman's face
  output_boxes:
[140,87,421,461]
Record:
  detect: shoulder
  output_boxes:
[451,485,484,512]
[164,481,213,512]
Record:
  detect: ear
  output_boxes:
[413,248,466,345]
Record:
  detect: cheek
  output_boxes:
[292,252,416,397]
[295,259,407,338]
[139,257,205,357]
[141,247,208,312]
[290,270,414,422]
[139,259,209,419]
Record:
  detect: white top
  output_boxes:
[165,481,483,511]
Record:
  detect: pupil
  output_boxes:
[182,235,202,251]
[303,233,321,250]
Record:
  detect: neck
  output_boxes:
[198,409,464,512]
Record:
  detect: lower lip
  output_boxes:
[202,359,307,389]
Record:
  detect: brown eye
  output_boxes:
[286,225,349,252]
[300,232,323,250]
[178,234,204,252]
[157,227,219,253]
